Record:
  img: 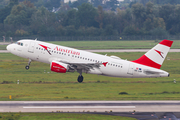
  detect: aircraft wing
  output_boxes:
[62,61,104,71]
[49,58,107,71]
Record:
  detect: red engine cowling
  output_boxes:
[50,61,68,73]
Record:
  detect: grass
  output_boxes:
[0,52,179,101]
[0,113,137,120]
[47,40,180,49]
[1,40,180,50]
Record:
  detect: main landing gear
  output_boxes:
[25,59,32,70]
[77,75,83,83]
[77,69,84,83]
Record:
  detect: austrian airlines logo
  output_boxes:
[154,49,164,58]
[39,44,52,55]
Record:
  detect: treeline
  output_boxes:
[1,0,180,38]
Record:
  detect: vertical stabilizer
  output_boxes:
[132,40,173,69]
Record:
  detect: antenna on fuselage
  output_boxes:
[35,38,37,41]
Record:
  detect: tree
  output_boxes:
[106,0,119,11]
[167,4,180,34]
[103,11,118,31]
[66,9,79,27]
[150,27,169,36]
[30,6,56,36]
[91,0,103,7]
[77,3,98,27]
[70,0,88,8]
[159,4,174,31]
[0,0,19,23]
[131,3,146,28]
[0,0,9,9]
[64,25,76,36]
[103,24,118,36]
[117,8,132,34]
[44,0,61,10]
[122,25,142,35]
[4,1,36,26]
[95,5,104,29]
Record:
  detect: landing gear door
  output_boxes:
[28,41,35,53]
[127,64,134,75]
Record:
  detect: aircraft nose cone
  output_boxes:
[6,44,11,52]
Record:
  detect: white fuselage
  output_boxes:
[7,40,169,78]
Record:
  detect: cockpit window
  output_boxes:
[16,42,23,46]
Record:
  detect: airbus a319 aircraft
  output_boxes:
[6,39,173,83]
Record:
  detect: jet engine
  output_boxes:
[50,61,69,73]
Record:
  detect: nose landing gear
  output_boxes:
[25,59,31,70]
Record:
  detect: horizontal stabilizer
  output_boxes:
[143,69,164,75]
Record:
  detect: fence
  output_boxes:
[1,35,180,42]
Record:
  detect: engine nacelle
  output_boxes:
[50,61,68,73]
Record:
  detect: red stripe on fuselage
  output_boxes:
[159,40,173,47]
[132,55,161,69]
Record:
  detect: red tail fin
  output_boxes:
[132,40,173,69]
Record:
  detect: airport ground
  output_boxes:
[0,52,179,101]
[0,40,180,119]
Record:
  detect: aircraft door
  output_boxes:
[28,41,36,53]
[127,64,134,75]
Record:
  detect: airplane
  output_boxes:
[6,39,173,83]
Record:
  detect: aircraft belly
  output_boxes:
[100,66,124,77]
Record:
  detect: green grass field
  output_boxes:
[0,52,179,101]
[46,40,180,49]
[1,40,180,50]
[0,113,136,120]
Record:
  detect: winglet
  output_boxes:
[132,40,173,69]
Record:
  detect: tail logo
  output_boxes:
[154,49,164,58]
